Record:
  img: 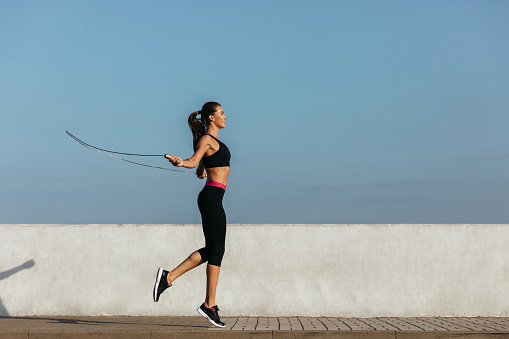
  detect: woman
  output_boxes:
[153,102,230,328]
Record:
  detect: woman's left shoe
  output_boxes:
[153,268,172,302]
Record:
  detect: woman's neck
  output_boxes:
[206,126,219,138]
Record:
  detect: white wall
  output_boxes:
[1,224,508,317]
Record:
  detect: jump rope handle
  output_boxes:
[164,154,173,161]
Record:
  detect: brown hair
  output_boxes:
[188,101,221,151]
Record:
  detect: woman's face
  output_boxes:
[210,106,226,129]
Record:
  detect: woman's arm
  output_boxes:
[168,136,212,169]
[196,159,206,179]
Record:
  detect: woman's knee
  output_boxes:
[208,248,224,267]
[197,248,209,263]
[190,251,204,264]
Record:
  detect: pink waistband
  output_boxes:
[205,181,226,190]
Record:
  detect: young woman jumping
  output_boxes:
[153,102,230,328]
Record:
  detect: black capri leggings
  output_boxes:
[197,186,226,267]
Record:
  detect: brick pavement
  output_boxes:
[1,316,509,338]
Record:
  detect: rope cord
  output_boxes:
[66,131,194,173]
[66,131,163,156]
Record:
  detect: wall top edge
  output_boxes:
[1,224,508,227]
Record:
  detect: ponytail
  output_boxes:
[187,102,221,151]
[188,111,206,151]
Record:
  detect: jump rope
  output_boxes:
[66,131,194,173]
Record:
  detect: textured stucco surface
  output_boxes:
[1,224,508,317]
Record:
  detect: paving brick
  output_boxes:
[274,332,396,339]
[395,332,509,339]
[0,332,28,339]
[338,318,376,331]
[299,317,327,331]
[29,333,150,339]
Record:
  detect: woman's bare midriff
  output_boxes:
[206,167,230,186]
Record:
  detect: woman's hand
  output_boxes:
[167,155,183,167]
[196,171,207,179]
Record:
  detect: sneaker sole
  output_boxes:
[153,268,164,302]
[197,307,226,328]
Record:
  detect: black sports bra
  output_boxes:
[202,134,230,169]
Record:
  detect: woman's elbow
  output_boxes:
[184,159,199,168]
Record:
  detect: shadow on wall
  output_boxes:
[0,259,36,317]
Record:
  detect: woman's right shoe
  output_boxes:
[197,303,225,328]
[153,268,172,302]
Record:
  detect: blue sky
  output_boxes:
[1,1,508,224]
